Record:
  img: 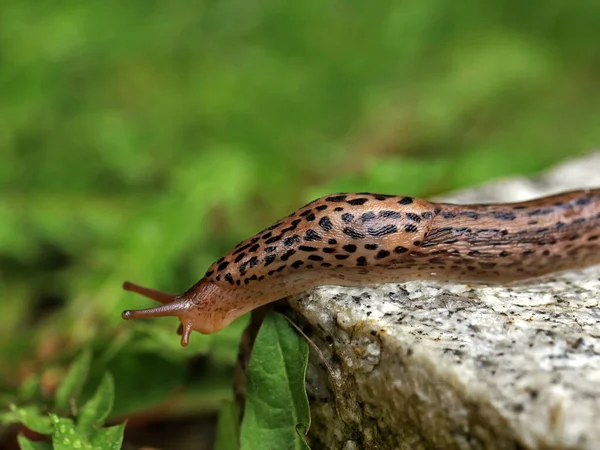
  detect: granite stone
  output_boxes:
[289,152,600,450]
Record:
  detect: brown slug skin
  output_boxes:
[122,189,600,345]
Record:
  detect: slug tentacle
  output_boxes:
[122,281,178,304]
[122,189,600,345]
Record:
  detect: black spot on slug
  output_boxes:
[299,245,317,252]
[265,235,282,244]
[575,196,592,206]
[347,198,369,206]
[232,242,252,255]
[264,254,276,267]
[334,207,344,212]
[319,216,333,232]
[364,243,378,250]
[376,250,390,259]
[335,254,350,260]
[343,244,357,253]
[283,235,301,246]
[224,273,234,285]
[304,229,322,241]
[326,195,347,202]
[528,208,554,217]
[264,246,276,253]
[361,212,376,222]
[281,249,296,261]
[398,197,413,205]
[322,248,336,254]
[394,246,408,254]
[218,261,229,271]
[406,213,421,222]
[461,211,481,220]
[342,213,354,223]
[343,227,365,239]
[234,253,246,263]
[368,225,398,237]
[379,210,401,219]
[492,211,517,221]
[316,205,328,211]
[308,254,324,262]
[356,256,367,266]
[267,221,284,231]
[328,238,337,245]
[291,260,304,269]
[404,224,418,233]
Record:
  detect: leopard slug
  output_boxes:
[122,189,600,345]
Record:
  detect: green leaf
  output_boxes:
[55,350,92,411]
[19,374,42,402]
[3,405,53,434]
[89,422,126,450]
[16,435,52,450]
[240,312,310,450]
[106,350,186,418]
[77,373,114,433]
[49,415,92,450]
[214,401,240,450]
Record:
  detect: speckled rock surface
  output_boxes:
[288,152,600,450]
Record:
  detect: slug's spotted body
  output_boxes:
[122,189,600,345]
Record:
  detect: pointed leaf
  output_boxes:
[240,313,310,450]
[77,373,114,432]
[214,401,240,450]
[55,350,92,411]
[19,374,42,401]
[16,435,53,450]
[89,422,126,450]
[5,405,53,434]
[49,415,92,450]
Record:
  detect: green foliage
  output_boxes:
[77,373,114,432]
[2,351,124,449]
[214,401,241,450]
[240,313,310,450]
[55,350,92,412]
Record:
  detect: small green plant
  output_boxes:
[216,312,311,450]
[1,350,124,450]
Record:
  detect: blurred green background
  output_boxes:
[1,0,599,448]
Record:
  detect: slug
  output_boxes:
[122,189,600,345]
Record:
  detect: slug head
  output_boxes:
[121,279,229,346]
